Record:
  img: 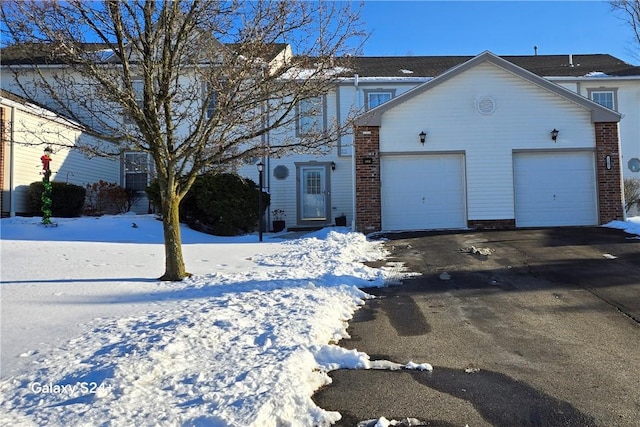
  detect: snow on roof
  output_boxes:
[584,71,610,77]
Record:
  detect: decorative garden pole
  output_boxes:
[40,146,53,225]
[257,161,264,242]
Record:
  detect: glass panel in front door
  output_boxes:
[301,167,327,220]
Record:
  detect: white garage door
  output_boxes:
[381,154,466,231]
[513,151,597,227]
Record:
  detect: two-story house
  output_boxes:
[239,50,640,232]
[3,44,639,231]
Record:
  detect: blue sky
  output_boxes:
[359,1,639,65]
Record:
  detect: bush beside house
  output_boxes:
[28,182,86,217]
[146,172,270,236]
[84,180,142,215]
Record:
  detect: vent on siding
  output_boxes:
[273,165,289,180]
[476,96,496,115]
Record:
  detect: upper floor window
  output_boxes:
[588,88,617,111]
[204,82,217,118]
[297,96,324,135]
[364,89,396,110]
[132,80,144,109]
[124,79,144,123]
[124,152,152,192]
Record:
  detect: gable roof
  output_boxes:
[344,54,640,78]
[355,51,622,127]
[0,42,290,65]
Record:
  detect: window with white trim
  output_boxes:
[124,152,152,192]
[368,92,391,109]
[124,79,144,123]
[365,90,394,110]
[588,89,617,111]
[297,96,324,135]
[204,82,217,118]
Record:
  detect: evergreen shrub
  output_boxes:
[146,172,270,236]
[28,181,86,217]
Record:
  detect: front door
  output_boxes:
[298,164,331,225]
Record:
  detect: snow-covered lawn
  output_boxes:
[0,214,425,426]
[1,214,638,426]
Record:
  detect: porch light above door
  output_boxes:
[419,131,426,145]
[551,128,559,142]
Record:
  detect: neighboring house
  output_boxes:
[0,89,119,216]
[240,51,640,232]
[0,42,290,216]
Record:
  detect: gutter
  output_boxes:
[546,75,640,82]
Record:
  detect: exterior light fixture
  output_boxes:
[551,129,559,142]
[419,131,426,145]
[257,161,264,242]
[331,161,336,171]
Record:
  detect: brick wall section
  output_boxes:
[354,125,381,232]
[595,122,624,224]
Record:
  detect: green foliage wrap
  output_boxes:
[29,181,86,218]
[146,173,270,236]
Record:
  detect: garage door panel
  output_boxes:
[514,152,597,227]
[381,155,466,230]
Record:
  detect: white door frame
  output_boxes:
[295,162,332,226]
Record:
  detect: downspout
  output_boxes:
[9,106,16,217]
[351,73,359,231]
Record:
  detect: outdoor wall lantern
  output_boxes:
[419,131,426,145]
[551,128,559,142]
[331,161,336,171]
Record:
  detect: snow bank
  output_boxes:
[604,216,640,237]
[0,215,395,426]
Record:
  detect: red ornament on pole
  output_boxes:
[40,154,52,171]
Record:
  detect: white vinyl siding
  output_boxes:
[4,101,119,214]
[378,61,596,223]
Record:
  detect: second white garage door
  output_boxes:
[381,154,467,231]
[513,151,597,227]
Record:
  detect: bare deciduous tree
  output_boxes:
[1,0,365,280]
[624,178,640,212]
[611,0,640,60]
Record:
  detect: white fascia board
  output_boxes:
[546,75,640,82]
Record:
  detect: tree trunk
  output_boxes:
[159,194,191,281]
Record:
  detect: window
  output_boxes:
[124,79,144,123]
[364,89,396,110]
[204,82,217,118]
[132,80,144,109]
[297,96,324,135]
[124,152,152,192]
[588,89,617,111]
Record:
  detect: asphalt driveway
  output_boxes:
[313,227,640,426]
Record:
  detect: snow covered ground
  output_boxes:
[0,214,427,426]
[1,214,638,426]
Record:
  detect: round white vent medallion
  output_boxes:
[476,96,496,115]
[273,165,289,180]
